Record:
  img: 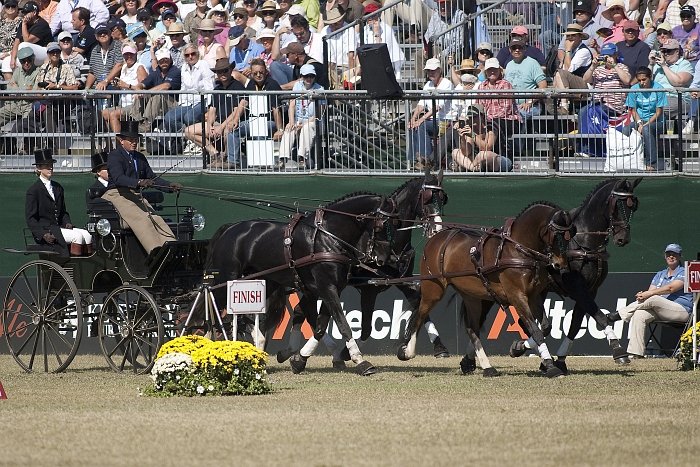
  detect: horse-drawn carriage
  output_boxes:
[2,191,208,374]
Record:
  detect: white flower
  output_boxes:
[255,373,261,380]
[196,385,205,394]
[233,368,240,376]
[208,385,214,391]
[176,375,181,381]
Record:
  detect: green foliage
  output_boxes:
[676,322,700,371]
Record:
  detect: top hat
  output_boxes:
[117,120,142,139]
[91,151,109,172]
[33,148,57,165]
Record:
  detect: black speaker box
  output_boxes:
[357,43,404,98]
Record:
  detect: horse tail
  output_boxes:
[204,222,237,269]
[262,287,288,335]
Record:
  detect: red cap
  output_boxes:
[622,19,640,30]
[364,2,380,14]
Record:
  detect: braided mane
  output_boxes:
[516,200,561,218]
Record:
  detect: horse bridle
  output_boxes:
[606,190,638,238]
[539,211,575,266]
[356,196,400,265]
[418,183,447,235]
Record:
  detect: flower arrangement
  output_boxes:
[676,322,700,371]
[144,336,272,396]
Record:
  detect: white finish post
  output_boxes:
[693,293,698,368]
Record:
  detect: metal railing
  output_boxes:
[1,87,699,176]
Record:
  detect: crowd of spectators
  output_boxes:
[1,0,700,172]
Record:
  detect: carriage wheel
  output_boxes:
[99,284,163,374]
[2,260,83,373]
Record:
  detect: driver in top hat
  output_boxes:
[87,151,110,211]
[102,120,183,254]
[25,148,93,256]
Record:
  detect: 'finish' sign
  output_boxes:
[227,280,266,314]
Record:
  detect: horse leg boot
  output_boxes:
[277,323,304,363]
[425,317,450,358]
[522,317,563,378]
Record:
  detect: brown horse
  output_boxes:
[397,202,574,378]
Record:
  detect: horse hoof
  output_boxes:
[433,337,450,358]
[553,359,569,375]
[542,359,564,378]
[339,347,351,361]
[482,367,500,377]
[332,360,347,371]
[509,340,527,358]
[397,346,410,361]
[356,360,377,376]
[277,348,294,363]
[289,353,308,374]
[460,356,476,374]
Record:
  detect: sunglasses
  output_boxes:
[681,14,694,19]
[20,58,33,64]
[60,38,72,43]
[48,50,61,54]
[215,69,230,74]
[184,52,198,57]
[233,14,245,19]
[302,74,315,78]
[661,49,676,54]
[623,29,638,33]
[97,31,109,36]
[510,45,524,50]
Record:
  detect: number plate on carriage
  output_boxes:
[226,280,266,314]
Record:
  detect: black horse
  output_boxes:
[204,192,398,375]
[506,178,641,374]
[275,172,450,367]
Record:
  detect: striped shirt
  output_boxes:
[592,63,630,114]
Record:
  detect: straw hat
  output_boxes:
[164,23,186,35]
[256,0,280,18]
[562,23,590,40]
[206,4,230,22]
[602,0,627,22]
[195,18,223,34]
[324,7,345,24]
[456,58,477,72]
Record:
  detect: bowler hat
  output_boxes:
[117,120,142,139]
[33,148,57,166]
[91,151,108,172]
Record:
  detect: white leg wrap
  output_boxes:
[405,332,418,359]
[556,337,573,357]
[299,336,319,358]
[424,321,439,343]
[538,343,552,361]
[346,338,362,363]
[604,326,618,342]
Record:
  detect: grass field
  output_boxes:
[1,353,698,466]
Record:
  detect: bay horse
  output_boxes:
[398,202,575,378]
[506,178,641,374]
[204,192,398,375]
[275,172,451,367]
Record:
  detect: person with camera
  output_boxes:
[450,104,510,172]
[103,120,182,255]
[649,37,693,117]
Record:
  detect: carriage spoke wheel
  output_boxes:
[2,260,83,373]
[99,285,163,374]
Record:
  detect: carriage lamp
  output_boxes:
[192,213,205,232]
[96,218,112,236]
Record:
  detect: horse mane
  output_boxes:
[516,200,561,218]
[389,177,424,197]
[324,191,380,206]
[580,179,618,206]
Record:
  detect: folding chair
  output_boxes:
[646,314,693,357]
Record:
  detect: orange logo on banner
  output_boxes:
[271,293,314,340]
[0,381,7,400]
[487,306,528,339]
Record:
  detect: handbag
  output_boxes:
[604,128,645,172]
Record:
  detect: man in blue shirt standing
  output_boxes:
[608,243,693,359]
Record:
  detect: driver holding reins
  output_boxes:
[102,120,183,254]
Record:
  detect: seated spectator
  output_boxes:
[85,22,123,115]
[278,63,324,169]
[102,44,148,136]
[645,21,674,50]
[228,25,264,82]
[476,57,521,159]
[475,41,493,81]
[576,42,631,157]
[496,25,546,68]
[601,0,632,44]
[649,38,693,116]
[163,44,214,154]
[621,66,667,170]
[321,8,356,89]
[616,19,651,76]
[0,47,39,152]
[130,47,181,133]
[288,15,324,62]
[451,104,511,172]
[228,58,284,167]
[37,0,58,26]
[504,37,548,119]
[183,0,209,44]
[57,31,87,88]
[229,6,259,46]
[155,8,179,35]
[243,0,264,31]
[11,1,53,67]
[0,0,21,80]
[70,6,98,57]
[121,0,140,25]
[152,0,179,23]
[127,23,153,72]
[257,0,281,31]
[206,4,230,47]
[26,148,93,257]
[607,243,692,360]
[195,18,226,68]
[49,0,109,38]
[108,17,128,43]
[360,3,405,80]
[34,42,80,150]
[408,58,453,170]
[272,41,327,90]
[163,22,187,68]
[550,24,593,114]
[672,4,700,66]
[256,28,276,67]
[557,0,604,63]
[183,58,245,169]
[424,0,467,62]
[138,7,163,46]
[656,0,700,29]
